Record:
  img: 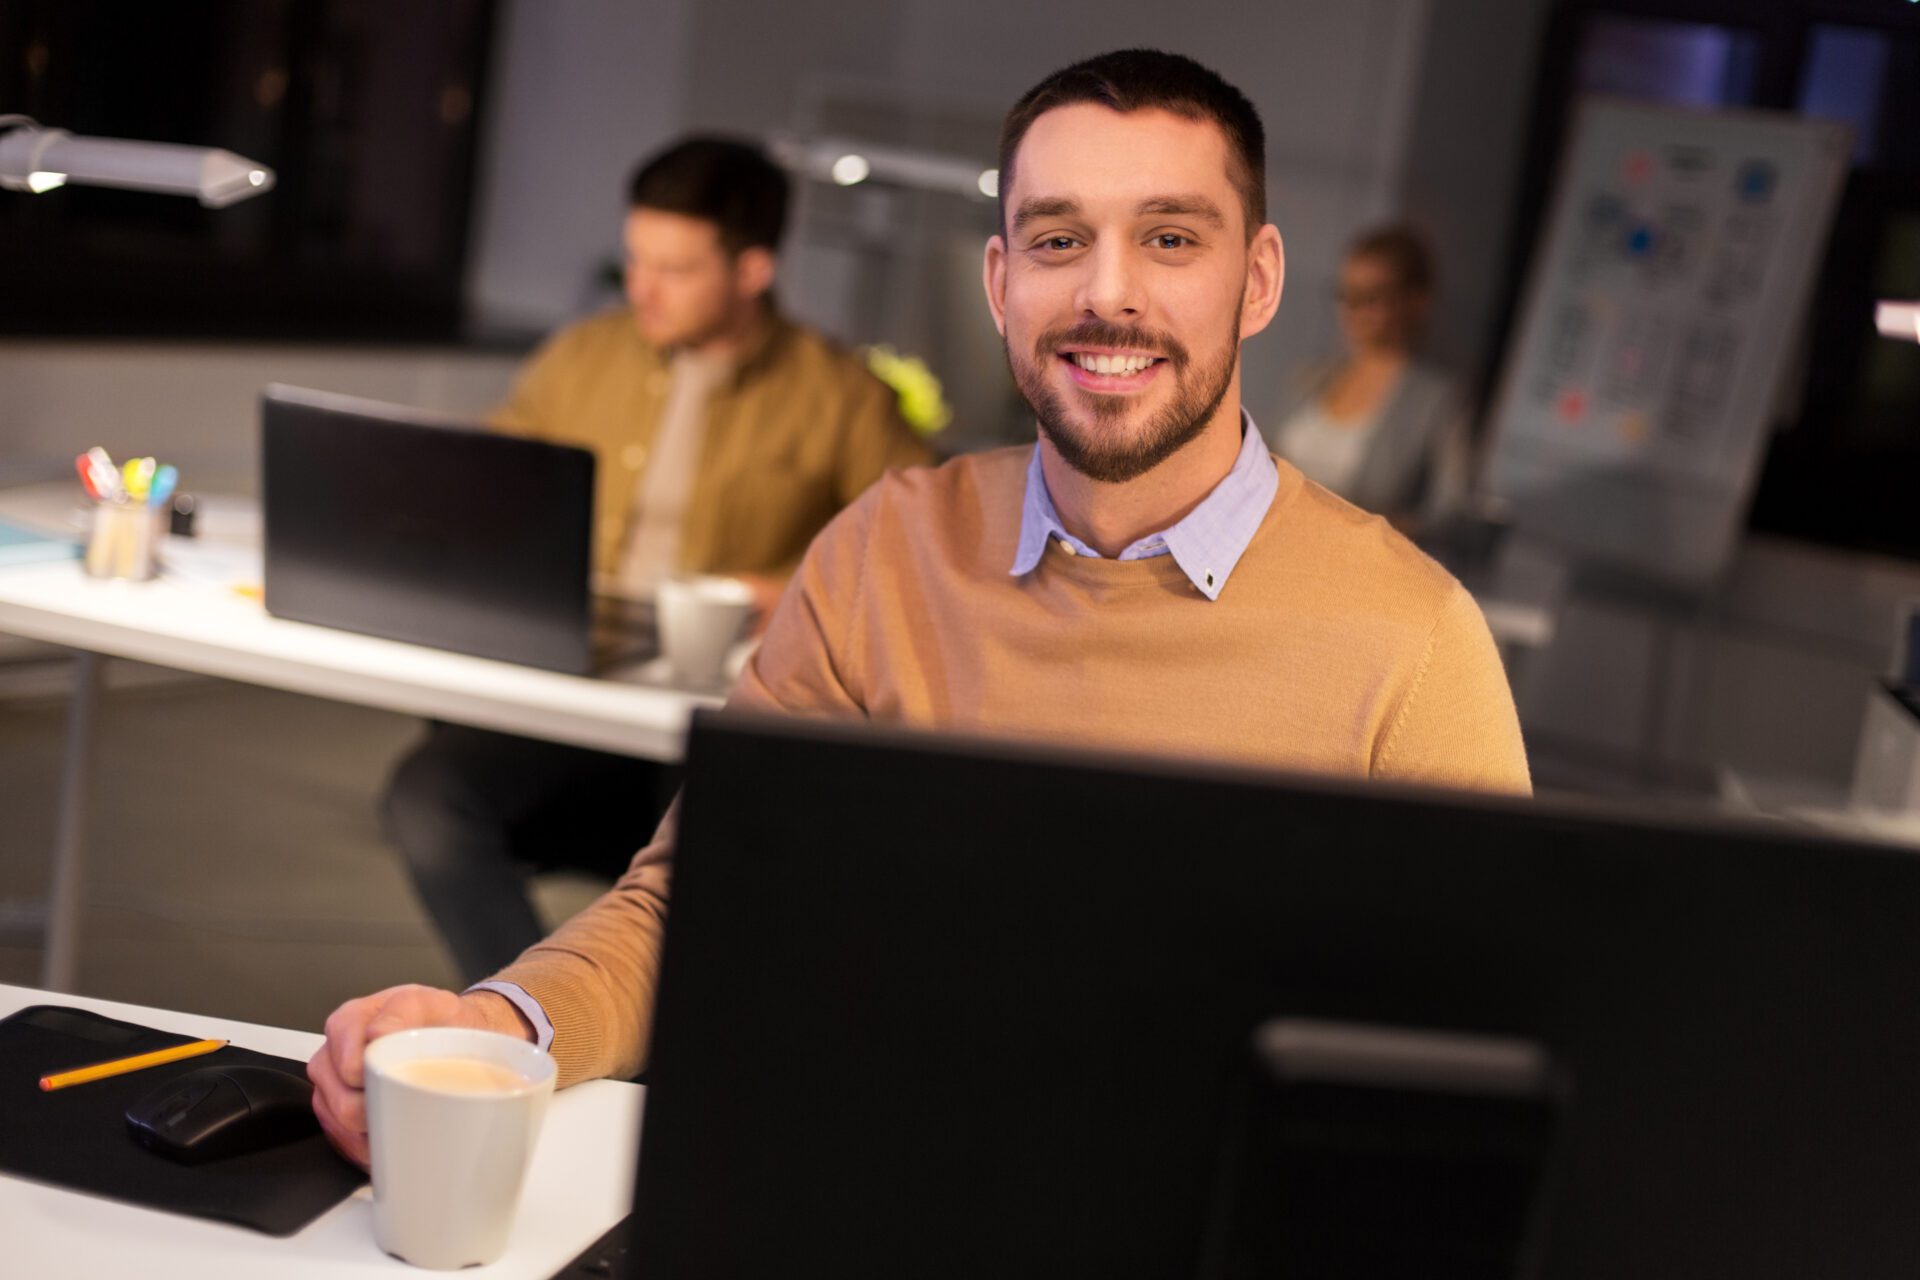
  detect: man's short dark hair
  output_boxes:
[998,50,1266,238]
[627,137,789,254]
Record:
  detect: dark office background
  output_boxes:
[4,0,1920,557]
[0,0,496,341]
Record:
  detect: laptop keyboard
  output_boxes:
[590,596,658,672]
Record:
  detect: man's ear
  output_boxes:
[983,235,1008,338]
[1239,224,1285,341]
[735,246,777,302]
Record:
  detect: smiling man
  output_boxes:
[310,50,1529,1158]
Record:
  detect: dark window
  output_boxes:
[1575,15,1761,107]
[1749,17,1920,556]
[0,0,494,340]
[1797,25,1893,166]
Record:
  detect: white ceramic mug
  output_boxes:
[657,574,757,687]
[363,1027,556,1270]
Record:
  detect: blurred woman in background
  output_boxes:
[1268,224,1471,532]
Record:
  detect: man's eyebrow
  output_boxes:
[1010,196,1081,234]
[1136,195,1226,226]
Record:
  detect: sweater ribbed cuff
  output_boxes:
[510,970,617,1091]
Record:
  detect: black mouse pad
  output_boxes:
[0,1004,366,1236]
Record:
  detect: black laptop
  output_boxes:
[261,384,648,675]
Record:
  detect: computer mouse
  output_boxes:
[126,1064,320,1164]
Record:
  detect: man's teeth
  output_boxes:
[1071,353,1157,376]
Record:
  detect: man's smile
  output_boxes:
[1058,347,1169,392]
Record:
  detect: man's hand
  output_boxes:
[306,985,533,1169]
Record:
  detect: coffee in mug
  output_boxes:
[385,1057,529,1095]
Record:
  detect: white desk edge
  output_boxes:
[0,984,641,1280]
[0,558,717,761]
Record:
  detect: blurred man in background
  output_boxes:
[384,137,931,983]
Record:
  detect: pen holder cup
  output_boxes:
[83,502,163,582]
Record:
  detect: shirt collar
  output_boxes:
[1009,410,1278,601]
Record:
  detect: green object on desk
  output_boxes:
[0,518,79,566]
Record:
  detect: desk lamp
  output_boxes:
[0,115,274,207]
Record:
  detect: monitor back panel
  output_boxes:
[261,388,596,673]
[634,711,1920,1280]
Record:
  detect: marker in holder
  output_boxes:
[84,499,163,581]
[76,448,174,582]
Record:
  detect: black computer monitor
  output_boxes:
[626,710,1920,1279]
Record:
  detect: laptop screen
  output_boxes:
[261,385,598,673]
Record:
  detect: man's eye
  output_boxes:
[1039,236,1078,251]
[1152,233,1191,250]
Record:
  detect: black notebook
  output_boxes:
[0,1004,365,1236]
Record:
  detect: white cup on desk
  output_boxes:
[363,1027,556,1270]
[657,574,757,687]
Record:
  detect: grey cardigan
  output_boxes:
[1268,360,1472,523]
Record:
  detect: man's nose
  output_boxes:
[1076,241,1143,321]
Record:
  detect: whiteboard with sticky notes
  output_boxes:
[1483,98,1850,585]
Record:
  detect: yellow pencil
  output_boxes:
[39,1038,227,1092]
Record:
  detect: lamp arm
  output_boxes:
[0,117,275,207]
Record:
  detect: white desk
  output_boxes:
[0,484,721,990]
[0,557,714,758]
[0,983,641,1279]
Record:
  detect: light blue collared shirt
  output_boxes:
[1009,410,1278,600]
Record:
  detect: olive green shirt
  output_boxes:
[492,307,933,581]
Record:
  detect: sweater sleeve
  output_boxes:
[729,488,879,717]
[488,806,675,1088]
[486,492,880,1087]
[1370,582,1532,796]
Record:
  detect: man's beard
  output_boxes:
[1007,318,1238,484]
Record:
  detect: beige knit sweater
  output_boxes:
[496,446,1530,1086]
